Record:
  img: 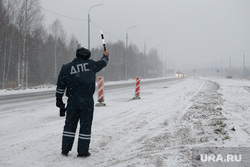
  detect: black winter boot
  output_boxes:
[61,150,69,156]
[77,152,91,157]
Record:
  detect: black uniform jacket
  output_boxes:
[56,55,109,99]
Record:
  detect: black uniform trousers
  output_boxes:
[62,96,94,154]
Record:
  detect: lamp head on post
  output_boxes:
[88,4,103,50]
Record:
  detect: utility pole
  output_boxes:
[21,0,28,87]
[229,56,231,76]
[243,54,246,79]
[220,57,222,77]
[161,53,163,77]
[144,37,152,56]
[25,0,29,88]
[169,58,171,76]
[125,26,136,79]
[165,55,167,77]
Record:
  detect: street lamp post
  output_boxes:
[125,26,136,79]
[144,37,152,56]
[143,37,152,78]
[88,4,103,50]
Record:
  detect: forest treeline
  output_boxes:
[0,0,165,89]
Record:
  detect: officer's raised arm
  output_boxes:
[103,50,109,57]
[92,50,109,73]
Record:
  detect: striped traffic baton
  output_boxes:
[100,30,106,51]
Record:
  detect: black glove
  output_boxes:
[56,98,64,108]
[56,98,66,117]
[60,104,66,117]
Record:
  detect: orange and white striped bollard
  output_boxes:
[96,76,106,106]
[133,77,141,100]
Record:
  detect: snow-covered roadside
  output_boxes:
[0,84,56,96]
[209,78,250,147]
[0,77,249,167]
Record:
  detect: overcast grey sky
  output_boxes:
[40,0,250,71]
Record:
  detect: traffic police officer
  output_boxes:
[56,47,109,157]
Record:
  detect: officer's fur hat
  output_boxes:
[76,47,91,60]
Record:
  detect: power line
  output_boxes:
[40,6,87,22]
[36,2,124,41]
[91,20,123,40]
[28,0,87,22]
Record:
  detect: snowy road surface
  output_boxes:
[0,77,179,104]
[0,77,250,167]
